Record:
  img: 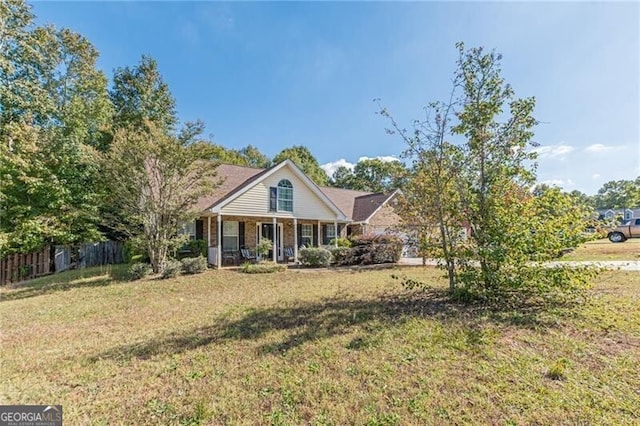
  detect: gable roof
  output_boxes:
[201,160,347,220]
[352,191,397,222]
[317,186,372,221]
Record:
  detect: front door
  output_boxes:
[259,223,283,261]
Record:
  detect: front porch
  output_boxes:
[197,215,346,268]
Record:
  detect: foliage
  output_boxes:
[123,238,150,264]
[180,256,208,275]
[209,143,272,168]
[110,55,177,135]
[594,177,640,210]
[379,43,597,306]
[330,158,407,193]
[349,234,403,265]
[160,259,182,279]
[127,262,151,280]
[186,239,207,258]
[256,238,273,258]
[0,1,111,253]
[240,261,286,274]
[298,247,332,267]
[102,122,219,273]
[330,237,352,248]
[329,247,352,265]
[273,145,328,186]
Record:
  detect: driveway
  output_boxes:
[399,257,640,271]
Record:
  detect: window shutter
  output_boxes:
[338,224,343,238]
[195,220,203,240]
[269,187,277,211]
[312,224,318,247]
[297,224,302,247]
[322,224,329,245]
[239,222,245,248]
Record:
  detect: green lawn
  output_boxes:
[1,265,639,425]
[561,237,640,261]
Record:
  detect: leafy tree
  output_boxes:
[238,144,271,168]
[110,55,177,135]
[273,145,328,185]
[102,122,218,273]
[594,178,640,210]
[1,0,110,253]
[331,158,407,193]
[381,43,596,305]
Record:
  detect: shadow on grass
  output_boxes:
[0,265,129,302]
[92,288,561,362]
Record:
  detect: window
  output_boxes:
[301,224,313,247]
[277,179,293,212]
[323,224,336,245]
[223,221,239,251]
[178,221,196,240]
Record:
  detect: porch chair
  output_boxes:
[284,246,295,263]
[240,247,257,263]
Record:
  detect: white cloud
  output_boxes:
[592,173,601,180]
[531,144,575,159]
[539,178,575,189]
[357,155,400,163]
[321,159,354,177]
[585,143,624,153]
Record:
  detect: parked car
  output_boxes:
[608,218,640,242]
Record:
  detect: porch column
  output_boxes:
[334,221,338,247]
[272,216,277,263]
[317,220,321,247]
[293,218,298,262]
[216,214,222,269]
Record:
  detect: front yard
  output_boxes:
[561,237,640,261]
[1,265,639,424]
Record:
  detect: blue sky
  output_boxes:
[32,1,639,195]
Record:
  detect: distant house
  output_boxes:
[598,208,640,222]
[185,160,400,267]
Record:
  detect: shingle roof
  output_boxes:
[195,163,267,211]
[196,163,396,221]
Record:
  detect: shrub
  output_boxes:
[336,234,404,265]
[127,262,151,280]
[124,238,149,264]
[241,261,286,274]
[299,247,332,267]
[330,247,353,266]
[181,256,208,274]
[330,237,352,248]
[256,238,273,258]
[161,259,182,279]
[186,239,207,257]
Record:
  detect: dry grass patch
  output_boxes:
[1,266,639,424]
[562,238,640,261]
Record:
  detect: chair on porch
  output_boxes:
[284,247,295,263]
[222,250,239,266]
[240,247,257,263]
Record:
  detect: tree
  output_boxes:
[1,0,110,253]
[102,122,218,273]
[330,158,407,193]
[110,55,177,135]
[273,145,328,185]
[594,178,640,210]
[380,43,595,305]
[237,144,271,168]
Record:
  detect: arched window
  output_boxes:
[277,179,293,212]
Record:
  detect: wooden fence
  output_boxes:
[2,241,124,286]
[0,248,51,286]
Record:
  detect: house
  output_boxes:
[598,208,640,222]
[184,160,400,267]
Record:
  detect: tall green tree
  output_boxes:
[110,55,177,134]
[1,0,110,253]
[102,122,218,273]
[331,158,406,193]
[594,178,640,210]
[273,145,328,185]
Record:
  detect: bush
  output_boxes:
[330,237,352,248]
[127,262,151,280]
[186,239,207,257]
[298,247,332,267]
[240,261,286,274]
[181,256,208,274]
[335,234,404,265]
[124,238,149,264]
[161,259,182,279]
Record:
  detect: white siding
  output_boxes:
[220,168,338,220]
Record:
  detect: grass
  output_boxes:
[561,237,640,261]
[1,265,639,425]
